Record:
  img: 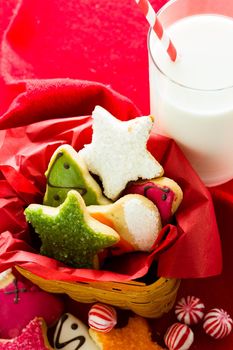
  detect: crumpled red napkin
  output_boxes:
[0,0,168,113]
[0,79,222,282]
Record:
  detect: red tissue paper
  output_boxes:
[0,79,222,282]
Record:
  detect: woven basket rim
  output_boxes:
[16,266,181,318]
[16,266,179,291]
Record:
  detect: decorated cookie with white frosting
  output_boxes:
[88,194,162,253]
[80,106,164,200]
[54,313,98,350]
[125,176,183,225]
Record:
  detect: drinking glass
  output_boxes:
[148,0,233,186]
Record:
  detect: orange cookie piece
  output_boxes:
[89,316,164,350]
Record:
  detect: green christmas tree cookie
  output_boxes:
[43,144,110,207]
[25,190,119,268]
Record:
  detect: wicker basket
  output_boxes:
[16,266,180,318]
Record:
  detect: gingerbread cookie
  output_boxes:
[54,313,98,350]
[89,316,164,350]
[80,106,164,200]
[88,194,162,252]
[0,318,53,350]
[25,190,119,268]
[125,177,183,224]
[44,144,110,207]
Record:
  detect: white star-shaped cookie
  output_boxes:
[80,106,164,200]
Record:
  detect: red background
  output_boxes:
[0,1,233,349]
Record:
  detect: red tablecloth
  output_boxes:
[0,1,233,349]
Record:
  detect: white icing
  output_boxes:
[80,106,163,199]
[54,313,98,350]
[123,198,160,251]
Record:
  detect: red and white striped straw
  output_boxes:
[135,0,177,61]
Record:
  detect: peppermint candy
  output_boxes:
[175,296,205,325]
[88,303,117,333]
[164,323,194,350]
[203,308,233,339]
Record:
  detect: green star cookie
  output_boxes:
[43,144,110,207]
[25,190,119,268]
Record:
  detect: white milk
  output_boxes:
[149,14,233,186]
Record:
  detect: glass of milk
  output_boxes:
[148,0,233,186]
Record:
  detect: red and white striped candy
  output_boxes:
[88,303,117,333]
[175,296,205,325]
[203,308,233,339]
[164,323,194,350]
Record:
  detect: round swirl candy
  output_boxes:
[164,323,194,350]
[203,308,233,339]
[175,296,205,325]
[88,303,117,333]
